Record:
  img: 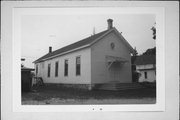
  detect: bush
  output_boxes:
[132,71,141,82]
[140,81,156,88]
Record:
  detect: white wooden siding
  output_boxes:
[137,64,156,82]
[138,70,156,82]
[35,48,91,84]
[91,32,132,84]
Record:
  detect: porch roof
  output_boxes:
[106,56,128,69]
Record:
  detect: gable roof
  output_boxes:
[133,55,156,65]
[34,28,134,63]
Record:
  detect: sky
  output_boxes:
[21,11,155,68]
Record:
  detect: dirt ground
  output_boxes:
[22,85,156,105]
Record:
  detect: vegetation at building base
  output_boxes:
[140,81,156,88]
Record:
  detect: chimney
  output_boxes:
[49,46,52,53]
[107,19,113,29]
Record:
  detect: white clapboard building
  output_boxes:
[134,55,156,83]
[34,19,136,90]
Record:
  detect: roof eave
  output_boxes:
[33,28,134,63]
[35,44,91,63]
[89,28,114,46]
[33,30,111,64]
[33,60,44,64]
[113,28,134,53]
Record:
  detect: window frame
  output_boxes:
[144,71,147,79]
[47,63,51,77]
[76,56,81,76]
[64,59,68,77]
[55,61,59,77]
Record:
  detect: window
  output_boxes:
[110,42,115,50]
[144,72,147,79]
[48,64,51,77]
[55,61,59,77]
[76,56,81,75]
[36,65,38,75]
[64,60,68,76]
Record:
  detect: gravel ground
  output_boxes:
[22,86,156,105]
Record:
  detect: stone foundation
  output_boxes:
[45,83,93,90]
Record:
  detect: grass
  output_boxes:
[22,85,156,105]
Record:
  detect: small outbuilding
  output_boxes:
[134,55,156,82]
[21,67,34,92]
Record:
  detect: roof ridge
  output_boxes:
[33,29,110,63]
[51,29,109,54]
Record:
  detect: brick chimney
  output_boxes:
[49,46,52,53]
[107,19,113,29]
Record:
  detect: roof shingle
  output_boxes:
[133,55,156,65]
[34,29,109,63]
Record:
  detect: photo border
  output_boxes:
[12,6,165,112]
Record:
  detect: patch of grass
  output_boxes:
[22,85,156,104]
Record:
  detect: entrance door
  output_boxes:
[108,62,121,83]
[106,56,126,83]
[109,66,115,82]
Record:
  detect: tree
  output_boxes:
[151,23,156,40]
[132,47,138,56]
[21,58,25,68]
[142,47,156,55]
[131,47,138,64]
[142,23,156,55]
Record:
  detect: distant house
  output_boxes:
[134,55,156,82]
[33,19,135,90]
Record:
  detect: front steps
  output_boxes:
[94,83,144,91]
